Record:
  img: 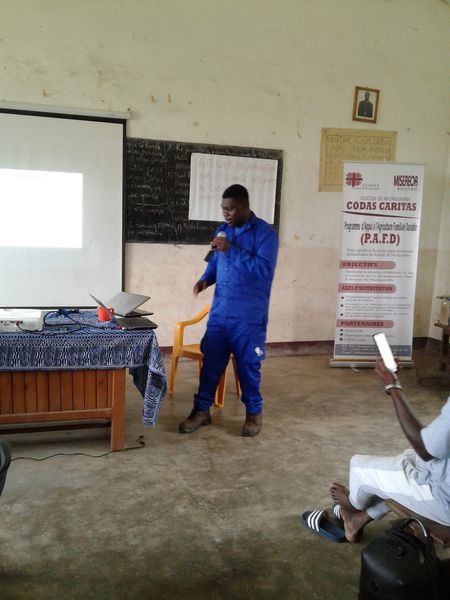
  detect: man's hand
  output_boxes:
[375,357,399,386]
[210,235,229,253]
[193,280,208,296]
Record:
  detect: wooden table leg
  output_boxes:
[110,370,126,450]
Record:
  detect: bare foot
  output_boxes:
[330,482,357,511]
[340,507,372,543]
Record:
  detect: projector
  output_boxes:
[0,309,44,332]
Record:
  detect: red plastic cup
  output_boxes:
[98,307,114,321]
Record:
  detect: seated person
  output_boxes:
[330,357,450,542]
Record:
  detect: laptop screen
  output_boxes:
[106,292,150,316]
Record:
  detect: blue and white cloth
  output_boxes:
[0,311,167,426]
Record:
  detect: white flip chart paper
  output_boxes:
[189,153,278,223]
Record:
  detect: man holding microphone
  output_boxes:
[179,184,278,436]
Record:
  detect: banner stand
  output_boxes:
[332,161,424,369]
[328,359,414,369]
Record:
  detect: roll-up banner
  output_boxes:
[331,162,424,367]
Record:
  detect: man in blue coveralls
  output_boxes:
[179,184,278,437]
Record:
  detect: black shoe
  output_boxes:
[242,413,262,437]
[178,409,211,433]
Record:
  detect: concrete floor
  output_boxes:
[0,349,449,600]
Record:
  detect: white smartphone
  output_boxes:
[373,332,398,373]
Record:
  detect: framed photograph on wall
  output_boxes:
[352,86,380,124]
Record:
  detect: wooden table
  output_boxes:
[434,322,450,372]
[0,368,126,450]
[0,312,166,450]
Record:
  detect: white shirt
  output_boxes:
[415,396,450,510]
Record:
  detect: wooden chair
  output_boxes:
[385,499,450,548]
[168,305,240,407]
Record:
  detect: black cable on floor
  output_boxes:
[10,435,145,462]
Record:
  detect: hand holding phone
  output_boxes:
[373,332,398,373]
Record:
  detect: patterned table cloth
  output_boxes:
[0,311,167,426]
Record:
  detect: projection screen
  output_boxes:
[0,109,125,308]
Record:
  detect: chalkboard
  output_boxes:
[125,138,283,244]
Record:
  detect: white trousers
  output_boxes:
[349,451,450,525]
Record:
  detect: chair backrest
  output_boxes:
[173,305,211,348]
[0,442,11,497]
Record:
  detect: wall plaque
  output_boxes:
[319,128,397,192]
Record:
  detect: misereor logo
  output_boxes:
[345,172,363,187]
[393,175,418,187]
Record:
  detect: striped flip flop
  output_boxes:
[332,503,344,526]
[300,509,346,543]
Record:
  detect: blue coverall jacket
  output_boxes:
[194,213,278,414]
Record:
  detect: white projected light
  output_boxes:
[0,168,82,248]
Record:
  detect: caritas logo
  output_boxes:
[345,172,363,187]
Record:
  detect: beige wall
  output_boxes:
[430,152,450,331]
[1,0,448,346]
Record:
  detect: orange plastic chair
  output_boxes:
[168,305,240,407]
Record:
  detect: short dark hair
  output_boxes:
[222,184,249,204]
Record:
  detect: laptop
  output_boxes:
[89,294,158,330]
[106,291,153,317]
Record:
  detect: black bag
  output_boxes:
[359,517,449,599]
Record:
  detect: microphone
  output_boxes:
[204,231,226,262]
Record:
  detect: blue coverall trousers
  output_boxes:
[194,316,266,415]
